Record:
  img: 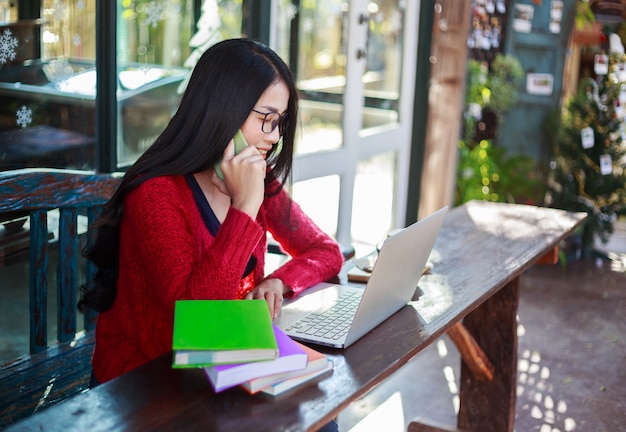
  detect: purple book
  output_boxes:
[204,324,308,392]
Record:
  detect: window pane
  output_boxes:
[0,0,245,172]
[360,0,403,131]
[0,1,97,171]
[291,175,340,239]
[351,152,394,252]
[293,0,346,155]
[116,0,244,167]
[116,0,192,166]
[42,0,96,60]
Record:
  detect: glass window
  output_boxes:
[360,0,403,131]
[0,0,244,172]
[272,0,409,250]
[0,1,97,171]
[116,0,193,166]
[0,0,247,363]
[116,0,243,167]
[291,175,340,239]
[42,0,97,60]
[284,0,348,156]
[351,152,394,252]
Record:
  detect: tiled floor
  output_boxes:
[1,222,625,431]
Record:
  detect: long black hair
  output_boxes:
[78,38,299,313]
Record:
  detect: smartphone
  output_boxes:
[215,129,248,180]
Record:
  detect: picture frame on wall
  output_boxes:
[513,4,534,33]
[526,73,554,95]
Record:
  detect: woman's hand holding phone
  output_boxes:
[212,130,266,218]
[215,130,249,180]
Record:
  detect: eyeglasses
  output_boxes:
[251,109,288,135]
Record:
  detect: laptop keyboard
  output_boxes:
[284,290,362,341]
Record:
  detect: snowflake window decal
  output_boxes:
[52,0,68,21]
[0,29,19,64]
[16,106,33,129]
[145,1,163,28]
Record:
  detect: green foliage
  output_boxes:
[464,60,489,107]
[575,0,596,31]
[488,54,525,116]
[547,54,626,247]
[462,54,524,143]
[455,139,545,206]
[457,54,539,207]
[463,61,489,143]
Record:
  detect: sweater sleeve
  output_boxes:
[262,184,344,296]
[122,177,264,305]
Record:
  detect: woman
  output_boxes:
[78,38,344,387]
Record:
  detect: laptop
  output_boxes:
[275,206,448,349]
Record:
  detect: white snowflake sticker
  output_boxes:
[52,0,68,21]
[0,29,19,64]
[145,1,163,28]
[16,105,33,128]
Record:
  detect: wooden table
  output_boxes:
[5,201,586,432]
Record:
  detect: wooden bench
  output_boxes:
[0,168,121,428]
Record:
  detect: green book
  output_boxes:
[172,299,278,368]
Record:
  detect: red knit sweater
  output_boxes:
[92,175,343,383]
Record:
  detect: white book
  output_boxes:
[260,361,334,396]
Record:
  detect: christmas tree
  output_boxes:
[177,0,223,94]
[546,50,626,250]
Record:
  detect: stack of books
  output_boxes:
[172,299,333,395]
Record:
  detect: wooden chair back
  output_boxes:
[0,168,121,354]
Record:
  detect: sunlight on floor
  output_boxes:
[517,349,578,432]
[346,391,405,432]
[437,339,460,414]
[340,337,460,432]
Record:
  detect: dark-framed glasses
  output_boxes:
[251,109,288,134]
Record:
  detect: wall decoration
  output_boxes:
[599,154,613,175]
[0,28,18,64]
[468,0,508,63]
[581,126,595,149]
[616,62,626,81]
[550,1,563,34]
[595,53,609,75]
[16,105,33,129]
[513,4,534,33]
[526,73,554,95]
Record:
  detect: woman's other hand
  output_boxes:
[244,278,290,319]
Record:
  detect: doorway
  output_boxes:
[272,0,420,250]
